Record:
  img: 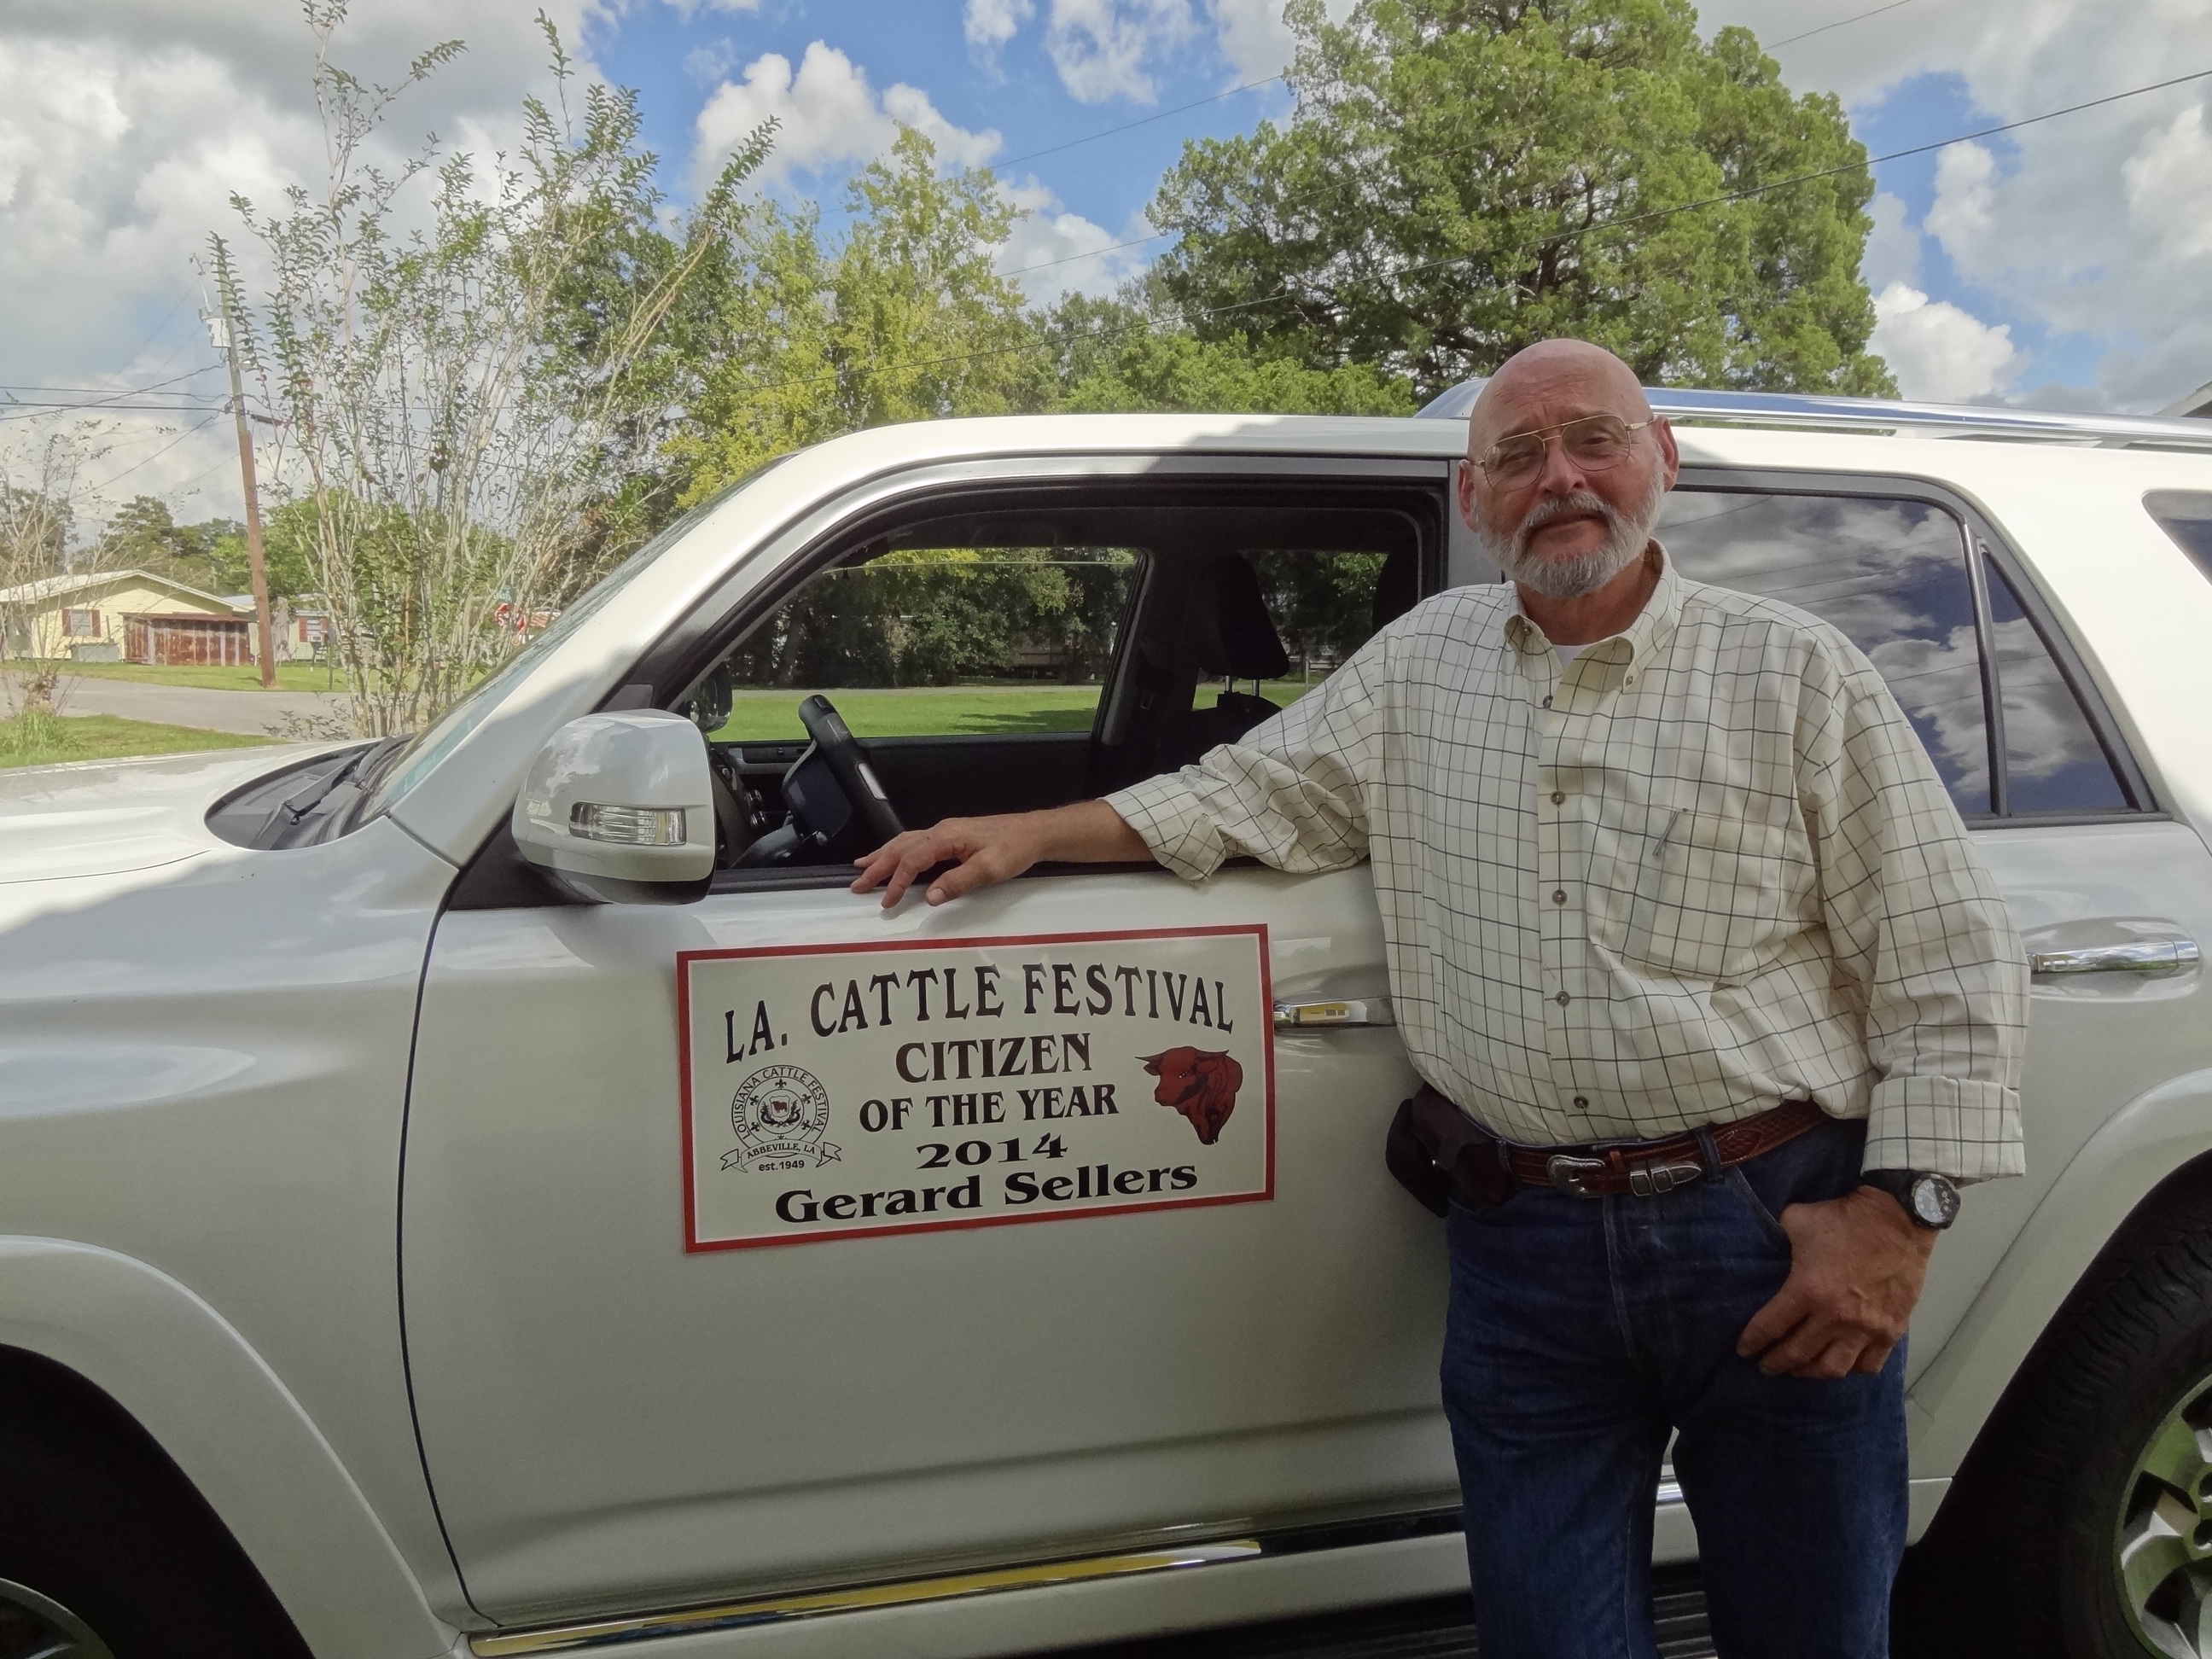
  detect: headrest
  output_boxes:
[1196,555,1290,681]
[1371,545,1418,635]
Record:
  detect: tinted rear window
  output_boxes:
[2145,490,2212,581]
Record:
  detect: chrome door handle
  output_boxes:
[1274,997,1394,1030]
[2029,940,2202,975]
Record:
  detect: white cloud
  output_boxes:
[1044,0,1199,104]
[965,0,1037,62]
[661,0,760,20]
[693,42,1000,189]
[1869,282,2021,403]
[992,181,1153,300]
[1700,0,2212,410]
[1860,191,1919,291]
[1207,0,1353,83]
[0,0,603,518]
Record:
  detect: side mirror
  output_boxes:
[512,711,714,905]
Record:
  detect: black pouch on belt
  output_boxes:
[1386,1084,1511,1216]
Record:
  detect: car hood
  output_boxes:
[0,746,340,886]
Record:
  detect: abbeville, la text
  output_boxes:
[801,960,1239,1039]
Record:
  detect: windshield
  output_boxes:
[360,463,789,820]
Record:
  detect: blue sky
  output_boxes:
[587,1,1295,257]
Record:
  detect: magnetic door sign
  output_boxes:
[677,926,1273,1250]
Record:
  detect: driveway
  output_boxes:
[28,675,354,738]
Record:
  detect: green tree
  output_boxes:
[1057,330,1416,415]
[1149,0,1895,398]
[216,3,771,736]
[678,130,1045,502]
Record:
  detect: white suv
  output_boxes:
[3,389,2209,1659]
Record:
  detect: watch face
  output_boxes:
[1911,1174,1960,1226]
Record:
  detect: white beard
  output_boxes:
[1478,471,1668,599]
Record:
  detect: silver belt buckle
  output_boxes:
[1627,1158,1703,1197]
[1546,1154,1608,1195]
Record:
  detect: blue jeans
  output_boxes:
[1440,1115,1906,1658]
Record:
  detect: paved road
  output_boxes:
[27,676,354,737]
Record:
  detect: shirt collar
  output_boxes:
[1500,540,1681,669]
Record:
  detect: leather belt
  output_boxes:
[1402,1087,1829,1208]
[1505,1097,1829,1197]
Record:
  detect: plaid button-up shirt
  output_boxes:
[1106,550,2028,1181]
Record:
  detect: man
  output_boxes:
[851,339,2027,1657]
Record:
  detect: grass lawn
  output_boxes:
[0,713,275,771]
[21,660,351,693]
[709,678,1330,742]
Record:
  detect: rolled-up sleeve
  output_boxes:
[1800,664,2029,1182]
[1104,641,1388,883]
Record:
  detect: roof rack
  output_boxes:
[1417,379,2212,451]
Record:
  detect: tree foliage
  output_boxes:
[1148,0,1895,398]
[675,130,1045,504]
[215,1,773,736]
[96,496,317,598]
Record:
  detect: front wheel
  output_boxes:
[1,1576,118,1659]
[0,1356,310,1659]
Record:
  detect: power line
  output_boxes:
[1319,61,2212,296]
[90,416,224,493]
[0,401,234,414]
[1769,0,1914,50]
[993,72,1287,172]
[1001,230,1171,279]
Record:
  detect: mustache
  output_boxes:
[1516,492,1627,544]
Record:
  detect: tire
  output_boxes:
[0,1353,311,1659]
[1896,1174,2212,1658]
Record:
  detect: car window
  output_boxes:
[1194,548,1402,716]
[1983,562,2130,813]
[2145,490,2212,583]
[1657,492,1992,815]
[705,543,1143,742]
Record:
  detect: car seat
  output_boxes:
[1178,553,1292,754]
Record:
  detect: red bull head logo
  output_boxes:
[1140,1047,1243,1146]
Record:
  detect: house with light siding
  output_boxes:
[0,569,253,664]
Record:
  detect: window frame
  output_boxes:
[618,453,1452,734]
[1671,465,2157,826]
[621,454,1450,898]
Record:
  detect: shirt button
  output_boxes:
[1623,672,1637,688]
[1555,991,1571,1006]
[1540,696,1553,709]
[1551,888,1567,905]
[1574,1096,1590,1109]
[1551,791,1565,805]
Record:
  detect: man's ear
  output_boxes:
[1654,417,1680,490]
[1455,458,1481,531]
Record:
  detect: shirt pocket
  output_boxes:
[1601,806,1796,983]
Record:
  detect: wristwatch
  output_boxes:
[1860,1169,1961,1230]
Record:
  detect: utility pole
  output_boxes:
[203,305,277,689]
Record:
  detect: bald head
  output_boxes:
[1469,339,1653,456]
[1452,336,1679,603]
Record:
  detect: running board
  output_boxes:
[469,1511,1469,1656]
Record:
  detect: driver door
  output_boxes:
[398,458,1457,1626]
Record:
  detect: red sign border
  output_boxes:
[677,924,1275,1253]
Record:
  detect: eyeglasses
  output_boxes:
[1475,414,1656,485]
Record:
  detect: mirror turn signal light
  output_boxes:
[569,803,689,847]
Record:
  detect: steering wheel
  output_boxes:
[796,694,905,847]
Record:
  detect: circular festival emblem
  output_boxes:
[725,1063,841,1173]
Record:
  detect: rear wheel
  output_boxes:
[1898,1178,2212,1657]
